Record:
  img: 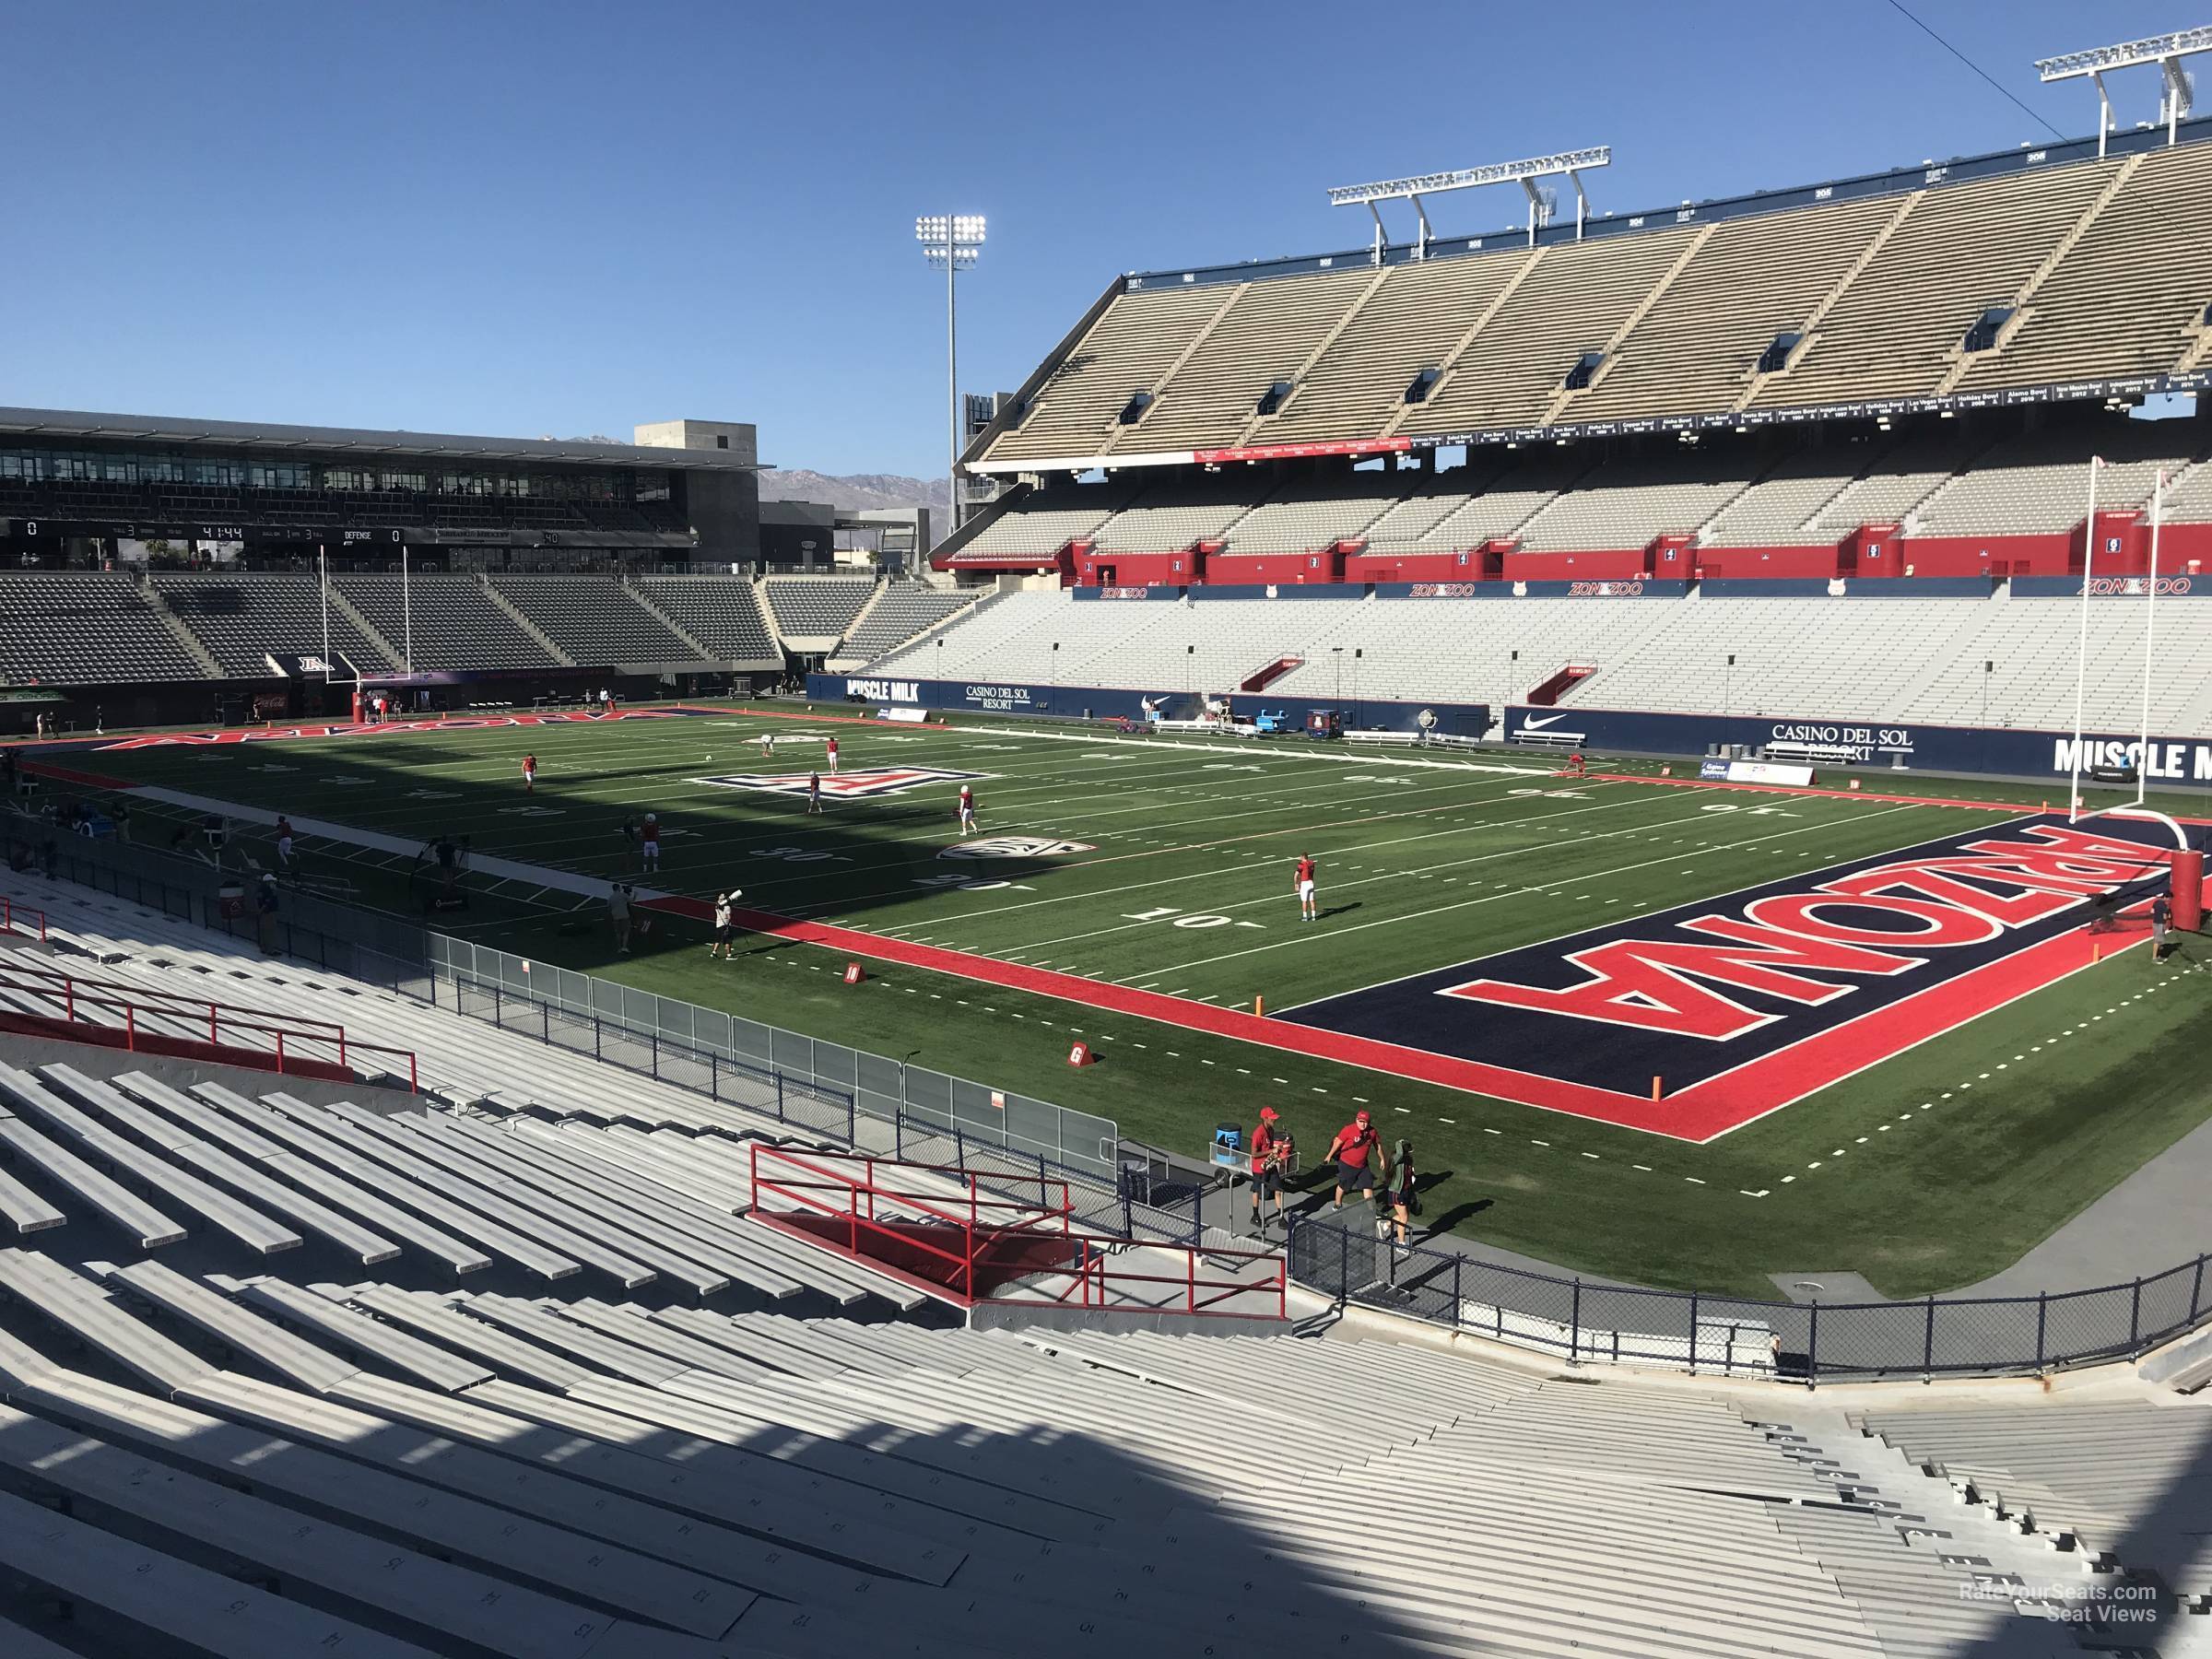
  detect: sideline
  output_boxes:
[1594,769,2212,825]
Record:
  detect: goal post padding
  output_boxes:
[2172,849,2204,933]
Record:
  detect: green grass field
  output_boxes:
[58,700,2210,1299]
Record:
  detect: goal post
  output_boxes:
[2065,463,2201,931]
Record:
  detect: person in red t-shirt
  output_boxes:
[1247,1106,1288,1231]
[522,754,537,794]
[826,736,841,776]
[1324,1109,1381,1210]
[1294,853,1318,922]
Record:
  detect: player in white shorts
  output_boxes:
[641,813,662,871]
[958,783,976,837]
[1295,853,1318,922]
[826,735,840,775]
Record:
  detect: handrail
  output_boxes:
[0,961,418,1091]
[750,1144,1285,1319]
[0,961,348,1033]
[0,898,46,943]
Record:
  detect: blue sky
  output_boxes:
[1,2,2190,481]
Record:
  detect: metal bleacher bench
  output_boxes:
[1509,728,1585,751]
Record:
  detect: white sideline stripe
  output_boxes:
[954,724,1554,777]
[1135,803,1931,987]
[129,788,661,904]
[193,729,1486,889]
[994,792,1755,959]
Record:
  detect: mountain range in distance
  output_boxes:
[763,470,950,512]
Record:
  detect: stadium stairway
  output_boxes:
[1926,152,2144,401]
[623,576,719,661]
[324,581,408,667]
[1853,1393,2212,1619]
[479,575,579,666]
[135,577,224,681]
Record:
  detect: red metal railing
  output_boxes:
[749,1144,1286,1320]
[0,898,46,943]
[0,961,418,1090]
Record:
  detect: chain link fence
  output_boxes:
[25,827,1120,1178]
[1288,1215,2212,1383]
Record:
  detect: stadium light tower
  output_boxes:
[917,214,985,535]
[2037,28,2212,154]
[1328,148,1610,261]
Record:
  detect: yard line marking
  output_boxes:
[842,779,1659,931]
[1138,803,1928,989]
[978,793,1867,962]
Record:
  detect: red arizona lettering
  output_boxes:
[1443,918,1922,1041]
[1822,859,2085,928]
[1961,826,2169,874]
[1866,853,2134,898]
[1746,891,1999,947]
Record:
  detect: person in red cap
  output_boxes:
[1248,1106,1288,1231]
[1324,1109,1382,1211]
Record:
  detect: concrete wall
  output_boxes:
[632,420,758,465]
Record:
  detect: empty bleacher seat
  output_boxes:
[762,575,876,640]
[0,574,209,686]
[634,575,780,662]
[335,575,558,671]
[840,584,981,660]
[153,571,392,676]
[488,575,702,663]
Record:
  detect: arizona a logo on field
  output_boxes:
[938,836,1096,860]
[688,766,991,800]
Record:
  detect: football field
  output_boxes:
[57,700,2212,1298]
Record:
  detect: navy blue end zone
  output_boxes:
[1279,815,2179,1100]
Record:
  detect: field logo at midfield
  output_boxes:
[1282,817,2176,1138]
[938,836,1095,860]
[688,766,988,800]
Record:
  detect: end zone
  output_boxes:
[1281,815,2183,1141]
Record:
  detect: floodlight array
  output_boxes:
[2034,27,2206,152]
[2036,27,2212,80]
[917,214,986,267]
[1326,147,1611,207]
[1328,147,1610,259]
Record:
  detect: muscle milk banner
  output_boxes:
[1508,705,2212,788]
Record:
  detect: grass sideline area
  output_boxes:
[40,697,2211,1300]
